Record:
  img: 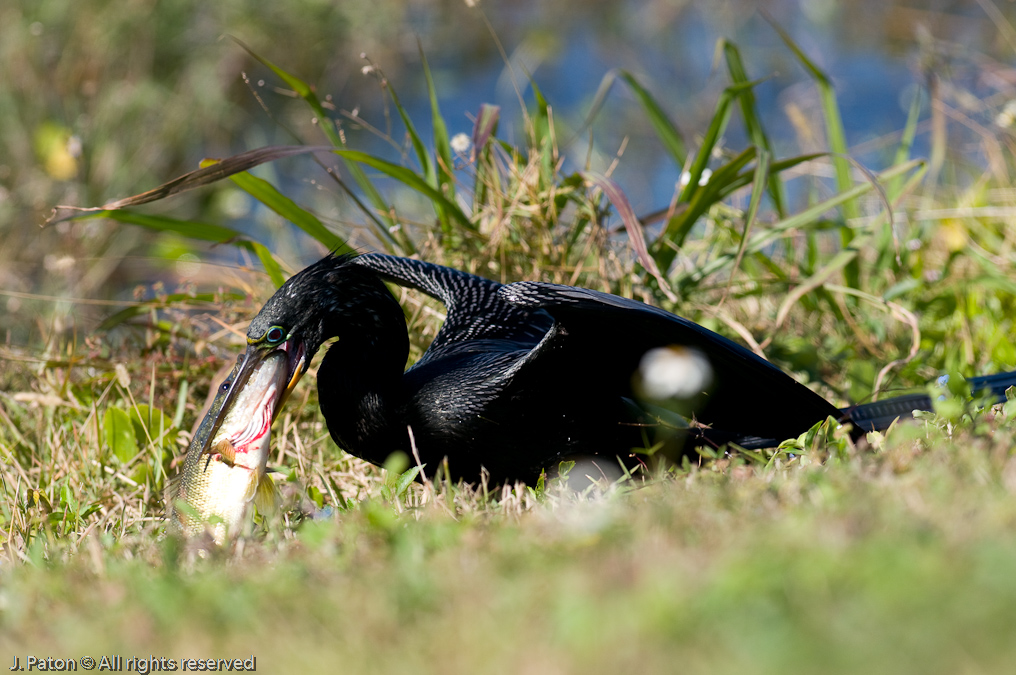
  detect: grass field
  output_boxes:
[6,2,1016,672]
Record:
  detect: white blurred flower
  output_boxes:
[114,363,131,389]
[450,133,472,155]
[638,346,713,399]
[678,168,711,188]
[996,100,1016,128]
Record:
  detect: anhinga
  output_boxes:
[194,252,875,484]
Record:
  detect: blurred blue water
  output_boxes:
[237,0,1012,261]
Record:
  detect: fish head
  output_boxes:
[196,331,307,467]
[212,349,290,470]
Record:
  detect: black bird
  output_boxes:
[200,252,852,484]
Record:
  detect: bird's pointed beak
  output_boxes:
[275,337,307,420]
[198,338,307,458]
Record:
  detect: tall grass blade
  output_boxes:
[231,38,400,242]
[78,210,291,288]
[97,292,246,331]
[653,152,825,278]
[723,152,828,196]
[471,104,501,211]
[81,210,244,243]
[332,149,474,231]
[230,37,335,144]
[678,79,764,206]
[385,77,433,183]
[766,16,860,286]
[721,40,786,217]
[420,46,454,199]
[581,172,676,301]
[651,79,767,273]
[616,70,687,165]
[50,145,333,219]
[529,79,555,185]
[248,242,287,288]
[721,148,771,304]
[225,169,352,254]
[471,104,500,162]
[419,47,456,240]
[653,146,760,274]
[679,159,925,289]
[888,87,924,201]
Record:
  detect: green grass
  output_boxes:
[6,420,1016,674]
[7,3,1016,672]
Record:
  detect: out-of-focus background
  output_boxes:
[4,0,1014,343]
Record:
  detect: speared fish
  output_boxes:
[169,353,289,543]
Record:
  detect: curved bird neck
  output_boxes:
[319,273,409,384]
[314,272,410,457]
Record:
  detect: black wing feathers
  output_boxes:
[353,254,551,355]
[352,254,837,447]
[499,281,840,441]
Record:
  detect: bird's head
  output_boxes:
[196,253,401,461]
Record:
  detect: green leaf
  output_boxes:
[394,465,422,498]
[420,45,454,193]
[307,485,325,510]
[768,17,858,285]
[617,70,686,164]
[86,210,243,243]
[104,407,138,464]
[721,39,786,217]
[679,159,925,290]
[249,242,287,288]
[678,78,764,205]
[97,291,246,332]
[129,404,174,449]
[420,45,456,240]
[226,170,351,254]
[383,451,410,479]
[332,149,473,231]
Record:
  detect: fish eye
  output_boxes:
[220,380,232,393]
[265,326,286,344]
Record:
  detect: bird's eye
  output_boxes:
[266,326,286,344]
